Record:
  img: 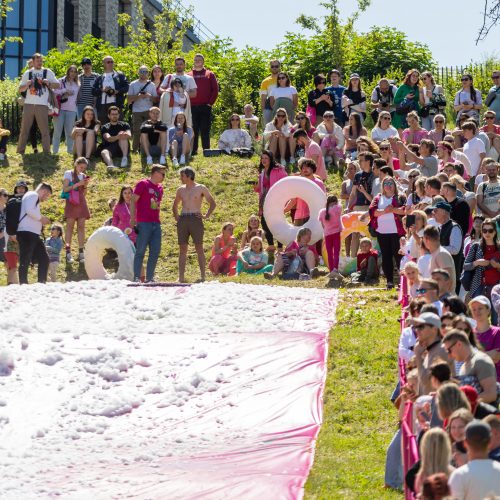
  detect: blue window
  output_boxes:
[6,1,20,29]
[5,57,20,79]
[41,32,48,54]
[41,0,49,29]
[23,0,38,29]
[5,30,20,57]
[23,31,37,57]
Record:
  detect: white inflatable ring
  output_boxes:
[263,176,327,245]
[84,226,135,281]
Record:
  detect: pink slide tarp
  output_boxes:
[0,282,338,500]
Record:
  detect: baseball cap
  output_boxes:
[15,180,28,188]
[350,73,360,80]
[408,312,441,328]
[469,295,491,310]
[432,201,451,212]
[81,57,92,65]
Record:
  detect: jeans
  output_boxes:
[17,231,49,284]
[421,115,435,131]
[191,104,212,153]
[376,232,402,285]
[133,222,162,281]
[384,428,403,489]
[52,110,77,153]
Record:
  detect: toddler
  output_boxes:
[45,224,64,282]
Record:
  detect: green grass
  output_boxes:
[0,144,403,497]
[305,288,402,500]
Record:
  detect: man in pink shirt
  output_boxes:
[293,129,327,180]
[285,158,326,226]
[130,164,165,282]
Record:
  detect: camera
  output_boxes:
[138,91,146,95]
[105,88,115,96]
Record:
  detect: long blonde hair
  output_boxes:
[419,428,451,483]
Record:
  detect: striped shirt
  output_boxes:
[77,72,99,106]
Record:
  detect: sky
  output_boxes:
[187,0,499,67]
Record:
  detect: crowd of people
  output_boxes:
[1,52,500,497]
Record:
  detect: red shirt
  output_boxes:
[483,244,500,286]
[187,68,219,106]
[357,249,378,272]
[133,179,163,224]
[481,124,500,134]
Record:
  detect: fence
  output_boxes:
[1,101,22,139]
[433,63,498,92]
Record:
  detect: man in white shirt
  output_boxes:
[17,53,59,154]
[160,56,197,98]
[448,420,500,500]
[15,183,53,284]
[462,121,486,184]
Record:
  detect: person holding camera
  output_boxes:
[52,65,80,154]
[61,157,91,264]
[140,107,168,166]
[419,72,445,131]
[16,53,59,155]
[92,56,129,125]
[15,182,53,284]
[128,66,157,153]
[370,78,398,123]
[98,106,132,169]
[454,74,482,125]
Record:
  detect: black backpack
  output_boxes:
[5,195,29,235]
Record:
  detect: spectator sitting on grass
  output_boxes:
[98,105,131,170]
[350,237,379,285]
[218,113,252,154]
[236,236,273,275]
[140,106,168,166]
[208,222,237,276]
[240,215,264,249]
[264,227,320,280]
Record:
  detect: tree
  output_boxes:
[477,0,500,43]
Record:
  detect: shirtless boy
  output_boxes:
[172,167,216,282]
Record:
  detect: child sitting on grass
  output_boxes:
[240,214,264,249]
[240,104,259,139]
[45,224,64,282]
[403,261,421,299]
[237,236,273,275]
[351,237,379,285]
[264,227,320,280]
[209,222,238,276]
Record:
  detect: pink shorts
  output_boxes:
[4,252,18,270]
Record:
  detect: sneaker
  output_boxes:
[280,158,286,166]
[299,273,311,281]
[146,155,153,165]
[386,282,394,290]
[289,157,296,165]
[173,157,179,167]
[179,154,186,165]
[66,253,74,263]
[0,153,5,161]
[78,252,85,263]
[263,272,274,280]
[120,157,128,168]
[107,165,119,172]
[310,267,321,279]
[159,155,166,165]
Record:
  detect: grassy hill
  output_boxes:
[0,145,402,498]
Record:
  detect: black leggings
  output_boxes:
[17,231,49,284]
[376,232,401,285]
[261,215,282,248]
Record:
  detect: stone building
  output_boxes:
[1,0,213,79]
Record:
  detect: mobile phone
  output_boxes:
[406,215,416,227]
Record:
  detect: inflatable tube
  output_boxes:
[263,177,327,246]
[84,226,135,281]
[340,211,371,240]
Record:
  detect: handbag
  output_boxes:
[460,244,477,292]
[69,188,80,206]
[395,97,414,115]
[48,88,60,117]
[230,147,253,158]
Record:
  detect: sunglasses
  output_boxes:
[461,78,470,82]
[297,117,306,120]
[381,116,391,121]
[0,193,8,197]
[482,228,495,234]
[324,115,333,119]
[409,174,419,179]
[104,60,114,64]
[445,341,457,355]
[231,118,240,121]
[435,120,444,124]
[379,146,390,151]
[485,116,495,120]
[413,324,427,331]
[270,65,279,69]
[416,288,428,294]
[139,70,149,74]
[278,76,287,80]
[383,182,395,187]
[318,81,327,85]
[277,114,286,118]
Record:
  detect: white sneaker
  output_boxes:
[66,253,74,263]
[179,154,186,165]
[146,155,153,165]
[0,153,5,160]
[289,157,296,165]
[173,157,179,167]
[107,165,119,172]
[280,158,286,166]
[120,157,128,168]
[78,252,85,263]
[159,155,166,165]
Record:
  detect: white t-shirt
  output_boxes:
[161,74,197,94]
[20,67,58,106]
[417,253,432,278]
[371,126,398,142]
[463,136,486,177]
[102,72,116,104]
[17,191,42,235]
[376,195,398,234]
[63,170,85,184]
[477,179,500,214]
[449,459,500,500]
[269,86,297,101]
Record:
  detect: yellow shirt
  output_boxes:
[260,75,277,96]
